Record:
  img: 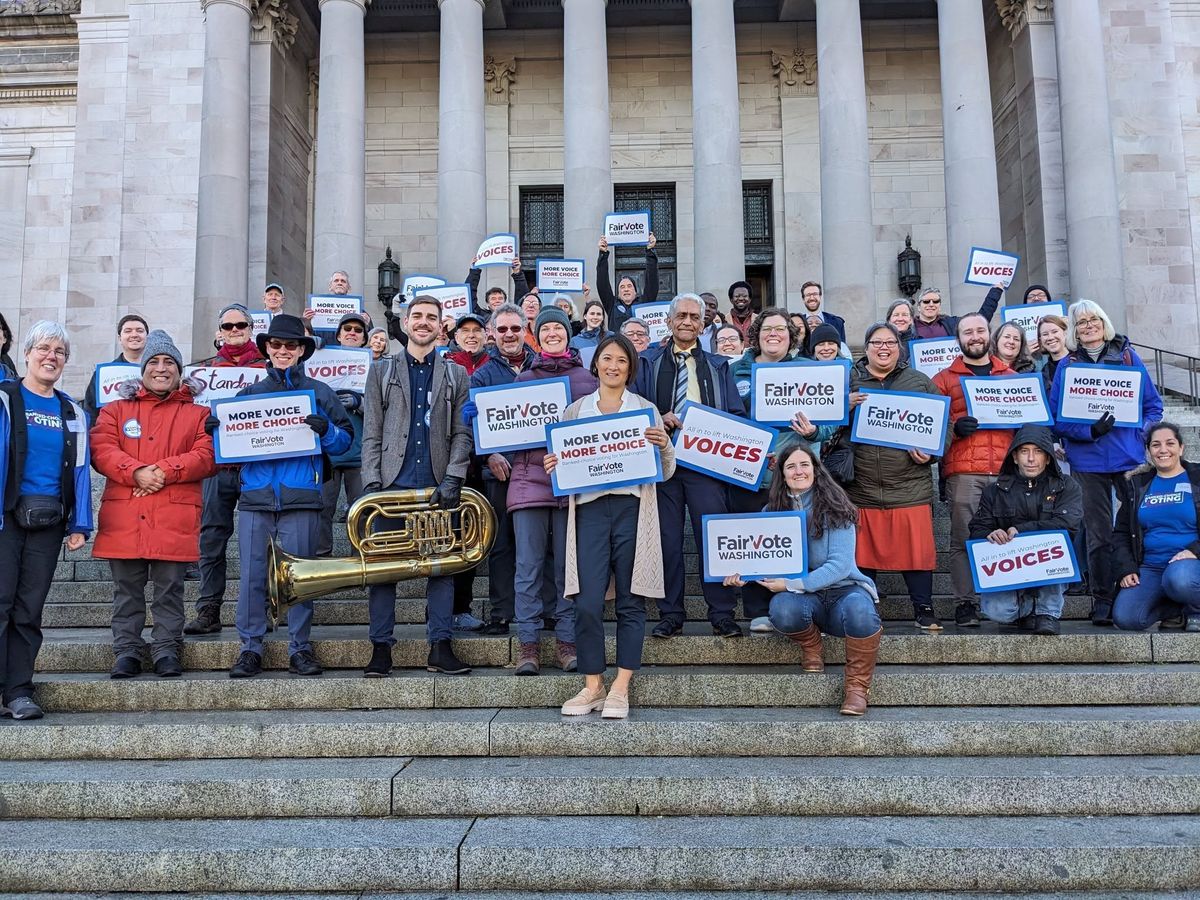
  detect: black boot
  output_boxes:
[229,651,262,678]
[364,642,392,678]
[184,605,221,635]
[110,655,142,679]
[1091,598,1114,627]
[427,639,470,675]
[289,650,323,676]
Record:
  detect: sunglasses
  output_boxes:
[340,325,365,333]
[220,322,251,332]
[266,339,301,351]
[494,325,524,334]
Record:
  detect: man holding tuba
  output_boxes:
[361,294,474,677]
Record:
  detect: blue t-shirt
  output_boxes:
[1138,472,1196,568]
[19,386,64,498]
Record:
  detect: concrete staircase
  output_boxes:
[5,447,1200,895]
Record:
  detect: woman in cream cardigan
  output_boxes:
[544,333,676,719]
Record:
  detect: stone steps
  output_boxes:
[2,895,1176,900]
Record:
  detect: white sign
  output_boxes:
[964,246,1020,288]
[909,336,961,380]
[751,360,851,426]
[1001,301,1068,344]
[702,512,808,582]
[547,409,661,496]
[632,301,672,345]
[251,312,273,338]
[183,365,268,406]
[1057,364,1145,427]
[307,294,362,332]
[536,258,585,292]
[967,530,1079,594]
[421,283,473,323]
[673,401,774,490]
[961,375,1053,429]
[211,389,319,464]
[402,274,447,304]
[304,347,371,393]
[604,210,651,247]
[93,363,140,407]
[470,377,571,454]
[473,233,518,268]
[851,388,950,456]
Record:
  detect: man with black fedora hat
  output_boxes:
[208,313,352,679]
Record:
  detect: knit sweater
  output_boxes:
[780,490,879,599]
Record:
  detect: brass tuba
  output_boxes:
[266,487,497,623]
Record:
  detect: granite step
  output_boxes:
[0,893,1180,900]
[4,706,1198,760]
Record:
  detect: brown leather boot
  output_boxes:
[785,625,825,673]
[840,628,882,716]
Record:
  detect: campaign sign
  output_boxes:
[1057,364,1145,427]
[422,283,473,323]
[251,312,273,338]
[184,366,268,406]
[967,529,1079,594]
[909,336,960,379]
[672,401,774,490]
[211,389,318,465]
[1001,300,1067,344]
[402,274,447,303]
[604,209,651,246]
[702,511,808,582]
[308,294,362,332]
[632,301,672,344]
[304,347,371,393]
[961,375,1052,429]
[536,258,585,292]
[473,233,518,268]
[470,377,571,454]
[964,247,1020,288]
[93,363,140,407]
[751,359,851,427]
[851,389,950,457]
[547,409,661,497]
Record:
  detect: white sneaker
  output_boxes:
[749,616,775,633]
[1,697,43,720]
[560,685,606,716]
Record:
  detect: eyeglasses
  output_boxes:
[867,340,899,349]
[715,335,739,344]
[32,344,68,360]
[494,325,524,334]
[759,325,790,335]
[1076,317,1103,327]
[266,339,301,351]
[340,325,365,333]
[623,329,648,338]
[220,322,251,332]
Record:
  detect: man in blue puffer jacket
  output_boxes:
[212,315,351,678]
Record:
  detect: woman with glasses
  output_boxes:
[1049,299,1163,625]
[847,323,951,630]
[989,321,1036,374]
[713,324,744,360]
[0,322,93,720]
[912,286,1002,340]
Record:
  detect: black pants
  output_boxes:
[196,468,239,615]
[574,496,643,673]
[0,522,63,703]
[1075,471,1123,604]
[656,467,735,624]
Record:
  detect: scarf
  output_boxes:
[217,341,263,366]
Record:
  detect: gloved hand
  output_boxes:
[364,482,382,494]
[1091,411,1116,440]
[305,414,330,437]
[461,400,478,427]
[430,475,464,510]
[204,415,220,436]
[336,390,360,412]
[953,416,979,439]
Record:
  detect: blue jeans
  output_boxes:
[768,585,881,638]
[513,506,574,645]
[980,583,1065,623]
[1113,560,1200,631]
[236,508,317,656]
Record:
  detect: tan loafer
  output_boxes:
[601,691,629,719]
[561,685,606,716]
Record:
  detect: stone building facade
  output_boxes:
[0,0,1197,394]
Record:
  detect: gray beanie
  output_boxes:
[534,305,572,341]
[218,303,251,322]
[141,329,183,372]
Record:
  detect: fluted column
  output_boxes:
[1054,0,1126,328]
[936,0,1002,312]
[562,0,612,272]
[436,0,486,278]
[312,0,368,293]
[690,0,745,296]
[816,0,874,340]
[193,0,252,360]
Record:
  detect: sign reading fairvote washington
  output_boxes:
[966,530,1079,594]
[750,359,851,426]
[851,389,950,456]
[702,511,808,582]
[211,390,319,464]
[469,377,570,454]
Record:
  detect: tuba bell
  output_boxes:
[266,486,497,623]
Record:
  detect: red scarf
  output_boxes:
[216,341,264,366]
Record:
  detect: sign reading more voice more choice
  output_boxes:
[470,377,571,454]
[967,529,1079,594]
[672,402,774,490]
[961,374,1053,428]
[211,389,318,464]
[1057,364,1145,427]
[307,294,363,332]
[184,366,269,406]
[964,247,1020,288]
[604,210,651,246]
[909,336,961,380]
[473,233,518,268]
[702,512,808,582]
[631,301,672,344]
[546,409,662,496]
[1001,300,1068,344]
[751,360,851,426]
[852,389,950,457]
[93,363,140,407]
[536,258,585,293]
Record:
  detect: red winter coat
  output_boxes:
[932,355,1016,478]
[90,381,216,561]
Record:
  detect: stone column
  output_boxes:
[1054,0,1126,329]
[772,47,821,311]
[436,0,487,278]
[562,0,612,277]
[815,0,874,338]
[936,0,1002,312]
[312,0,367,293]
[192,0,252,360]
[690,0,745,297]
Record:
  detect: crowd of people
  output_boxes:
[0,246,1197,723]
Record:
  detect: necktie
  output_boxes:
[673,352,690,413]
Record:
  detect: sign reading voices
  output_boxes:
[469,377,570,454]
[422,284,473,322]
[547,409,661,496]
[673,402,774,490]
[909,336,960,379]
[1057,364,1145,427]
[604,210,651,246]
[212,389,318,464]
[702,512,808,582]
[967,530,1079,594]
[184,365,268,406]
[851,389,950,457]
[536,258,585,292]
[93,363,140,408]
[961,375,1053,428]
[307,294,362,332]
[473,233,518,268]
[964,247,1020,288]
[304,347,371,393]
[750,359,850,426]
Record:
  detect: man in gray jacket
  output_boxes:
[360,294,473,676]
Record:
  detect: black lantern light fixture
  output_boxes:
[377,246,400,309]
[897,234,922,298]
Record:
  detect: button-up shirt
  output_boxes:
[395,351,436,489]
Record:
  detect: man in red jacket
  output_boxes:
[91,330,216,678]
[933,313,1016,627]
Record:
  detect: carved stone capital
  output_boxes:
[0,0,80,16]
[770,47,816,98]
[995,0,1052,39]
[251,0,298,50]
[484,55,516,105]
